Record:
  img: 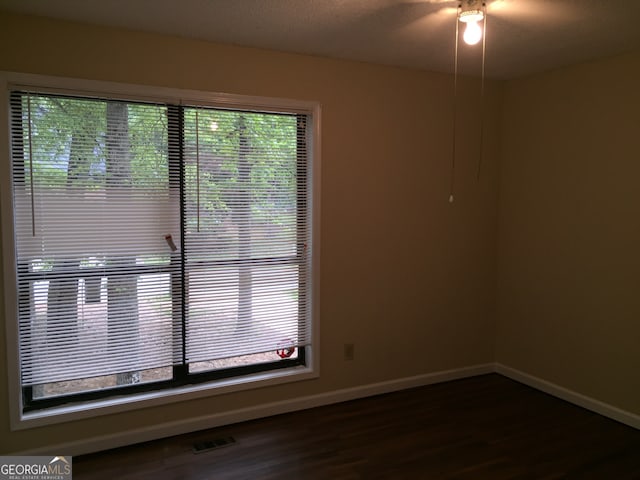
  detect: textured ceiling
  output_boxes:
[1,0,639,78]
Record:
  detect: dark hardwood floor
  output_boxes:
[73,374,640,479]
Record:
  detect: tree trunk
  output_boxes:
[235,115,252,334]
[106,102,140,385]
[46,132,86,356]
[43,131,88,396]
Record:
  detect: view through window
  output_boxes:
[9,91,313,411]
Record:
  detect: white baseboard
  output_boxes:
[14,363,494,456]
[495,363,640,430]
[14,363,638,456]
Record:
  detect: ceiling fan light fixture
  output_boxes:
[458,9,484,24]
[458,1,485,45]
[462,20,483,45]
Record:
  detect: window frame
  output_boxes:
[0,72,321,430]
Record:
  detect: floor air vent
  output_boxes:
[193,436,236,454]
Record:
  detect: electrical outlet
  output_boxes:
[344,343,355,361]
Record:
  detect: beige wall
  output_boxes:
[0,13,501,453]
[496,52,640,414]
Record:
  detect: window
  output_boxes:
[3,77,318,421]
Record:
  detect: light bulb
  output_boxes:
[463,20,482,45]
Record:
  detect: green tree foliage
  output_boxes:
[23,95,168,189]
[183,107,298,259]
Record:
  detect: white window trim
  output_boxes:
[0,72,321,431]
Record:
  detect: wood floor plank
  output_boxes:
[73,374,640,479]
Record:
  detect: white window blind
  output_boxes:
[182,108,310,364]
[11,93,181,387]
[9,90,312,399]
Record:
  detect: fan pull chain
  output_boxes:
[477,1,487,181]
[450,1,488,202]
[449,4,461,204]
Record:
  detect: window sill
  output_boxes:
[14,365,317,431]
